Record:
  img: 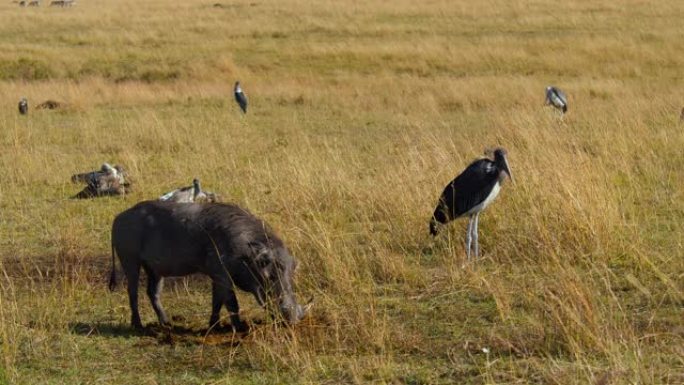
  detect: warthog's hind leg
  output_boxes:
[143,265,169,326]
[125,263,143,329]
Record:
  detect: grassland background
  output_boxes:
[0,0,683,383]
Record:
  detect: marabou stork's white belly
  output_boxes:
[466,181,501,215]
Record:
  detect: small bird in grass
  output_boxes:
[234,81,248,113]
[18,97,28,115]
[429,148,513,260]
[679,107,684,122]
[545,86,568,114]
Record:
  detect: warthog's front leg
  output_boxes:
[225,287,248,332]
[210,281,223,328]
[210,280,248,332]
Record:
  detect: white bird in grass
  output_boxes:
[71,163,129,198]
[159,178,218,203]
[545,86,568,115]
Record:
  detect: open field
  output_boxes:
[1,0,683,383]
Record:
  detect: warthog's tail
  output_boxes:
[109,243,117,291]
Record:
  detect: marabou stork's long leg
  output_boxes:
[466,214,474,260]
[472,213,480,258]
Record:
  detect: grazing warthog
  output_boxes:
[110,201,312,331]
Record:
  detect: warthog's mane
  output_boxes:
[197,203,285,251]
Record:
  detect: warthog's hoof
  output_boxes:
[231,320,249,333]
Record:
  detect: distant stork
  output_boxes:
[18,97,28,115]
[159,178,218,203]
[545,86,568,114]
[234,81,248,113]
[429,148,513,260]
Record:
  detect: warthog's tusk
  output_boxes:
[303,296,314,313]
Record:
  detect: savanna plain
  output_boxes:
[0,0,683,383]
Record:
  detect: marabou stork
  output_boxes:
[429,148,513,260]
[18,98,28,115]
[545,86,568,114]
[234,81,248,113]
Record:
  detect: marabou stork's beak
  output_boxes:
[502,154,514,183]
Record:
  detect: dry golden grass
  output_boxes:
[0,0,683,383]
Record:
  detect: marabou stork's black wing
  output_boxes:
[433,158,499,222]
[235,92,248,113]
[554,88,567,105]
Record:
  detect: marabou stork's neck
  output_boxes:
[192,179,201,199]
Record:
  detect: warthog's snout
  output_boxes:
[280,296,314,324]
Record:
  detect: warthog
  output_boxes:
[110,201,311,331]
